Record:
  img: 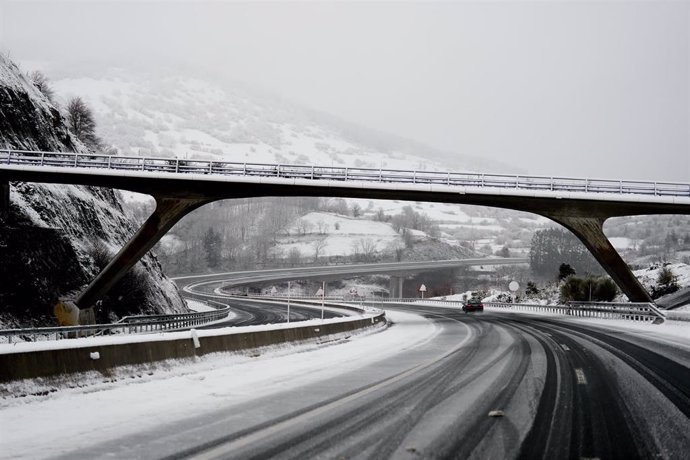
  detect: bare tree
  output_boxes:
[386,240,406,262]
[353,238,378,262]
[316,220,329,234]
[29,70,55,103]
[287,247,302,267]
[313,237,327,262]
[297,219,314,236]
[66,97,100,149]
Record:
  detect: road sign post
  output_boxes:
[321,281,325,320]
[419,283,427,299]
[287,281,291,324]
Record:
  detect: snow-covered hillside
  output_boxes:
[633,263,690,293]
[50,68,502,173]
[275,212,405,259]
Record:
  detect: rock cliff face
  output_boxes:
[0,55,186,327]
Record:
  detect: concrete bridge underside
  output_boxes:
[2,169,690,308]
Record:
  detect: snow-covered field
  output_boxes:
[0,310,437,459]
[185,298,217,313]
[274,211,405,258]
[633,262,690,292]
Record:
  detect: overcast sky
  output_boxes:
[1,1,688,181]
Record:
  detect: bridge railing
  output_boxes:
[0,301,231,344]
[2,149,689,198]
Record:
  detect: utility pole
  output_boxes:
[287,281,291,323]
[321,281,325,320]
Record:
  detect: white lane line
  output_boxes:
[575,368,587,385]
[560,344,570,351]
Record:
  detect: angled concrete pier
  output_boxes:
[545,215,652,302]
[76,196,210,309]
[0,180,9,219]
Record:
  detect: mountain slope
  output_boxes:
[50,67,516,173]
[0,56,186,327]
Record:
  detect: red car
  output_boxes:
[462,298,484,313]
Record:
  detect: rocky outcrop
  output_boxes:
[0,55,186,327]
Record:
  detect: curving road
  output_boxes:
[174,259,527,328]
[62,304,690,459]
[182,290,341,327]
[173,258,527,291]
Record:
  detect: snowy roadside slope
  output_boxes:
[633,263,690,294]
[0,56,186,326]
[0,310,437,459]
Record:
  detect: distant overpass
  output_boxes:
[174,258,529,298]
[2,149,689,307]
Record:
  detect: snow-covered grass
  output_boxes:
[633,262,690,292]
[609,236,634,250]
[274,211,404,258]
[185,298,217,313]
[0,310,437,459]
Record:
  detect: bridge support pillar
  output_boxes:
[0,180,9,219]
[389,276,404,299]
[545,215,652,303]
[76,196,211,309]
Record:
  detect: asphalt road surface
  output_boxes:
[61,305,690,459]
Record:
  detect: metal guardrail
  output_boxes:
[0,301,231,344]
[2,149,689,198]
[485,301,665,323]
[322,296,665,323]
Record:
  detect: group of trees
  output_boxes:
[559,273,618,302]
[157,195,448,273]
[523,261,618,303]
[390,206,440,238]
[28,70,101,150]
[652,265,679,299]
[529,228,602,279]
[156,197,321,274]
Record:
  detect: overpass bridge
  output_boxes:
[174,258,529,299]
[1,149,689,308]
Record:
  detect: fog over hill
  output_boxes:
[48,66,519,174]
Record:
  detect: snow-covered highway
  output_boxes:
[2,306,689,459]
